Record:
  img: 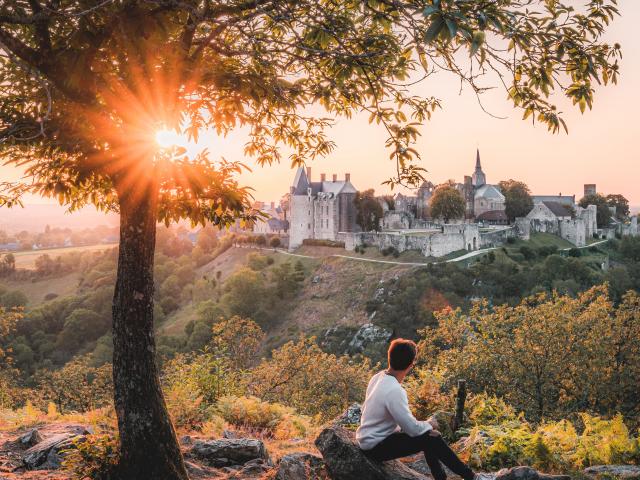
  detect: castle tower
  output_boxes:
[472,149,486,187]
[584,184,596,197]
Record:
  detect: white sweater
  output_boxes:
[356,370,432,450]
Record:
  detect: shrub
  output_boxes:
[537,245,559,257]
[567,248,582,257]
[62,434,119,480]
[249,336,371,421]
[519,245,536,261]
[269,237,281,248]
[302,239,345,248]
[247,253,270,271]
[506,237,516,244]
[216,395,310,439]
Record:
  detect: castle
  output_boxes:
[287,167,357,249]
[382,149,507,227]
[282,153,638,257]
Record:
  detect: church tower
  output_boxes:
[472,149,486,187]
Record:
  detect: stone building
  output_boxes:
[253,201,289,235]
[288,167,357,249]
[457,149,506,220]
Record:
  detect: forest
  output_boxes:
[0,229,639,478]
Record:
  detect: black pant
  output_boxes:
[366,431,475,480]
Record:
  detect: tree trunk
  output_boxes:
[112,186,189,480]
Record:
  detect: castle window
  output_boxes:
[307,223,311,229]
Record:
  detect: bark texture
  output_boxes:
[112,187,188,480]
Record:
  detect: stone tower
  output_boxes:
[472,149,486,187]
[416,180,434,219]
[584,184,597,197]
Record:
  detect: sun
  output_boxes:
[155,129,184,149]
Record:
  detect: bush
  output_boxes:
[519,245,536,261]
[302,239,345,248]
[567,248,582,258]
[269,237,281,248]
[506,237,516,244]
[216,395,310,439]
[537,245,559,257]
[249,336,371,420]
[247,253,270,271]
[62,434,119,480]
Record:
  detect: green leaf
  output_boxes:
[424,16,444,44]
[445,19,458,39]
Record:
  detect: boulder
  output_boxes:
[427,411,455,441]
[495,466,571,480]
[334,403,362,427]
[227,458,273,479]
[190,438,270,468]
[315,425,428,480]
[18,429,43,448]
[22,433,81,470]
[275,452,329,480]
[584,465,640,480]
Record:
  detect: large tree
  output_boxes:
[355,189,384,232]
[606,193,630,221]
[0,0,620,477]
[498,179,533,222]
[430,181,465,223]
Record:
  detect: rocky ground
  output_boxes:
[2,413,639,480]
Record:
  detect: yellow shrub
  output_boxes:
[217,396,310,439]
[201,415,226,437]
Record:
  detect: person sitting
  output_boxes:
[356,338,477,480]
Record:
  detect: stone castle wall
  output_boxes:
[337,224,480,258]
[479,227,518,248]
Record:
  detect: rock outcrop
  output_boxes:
[18,429,43,448]
[190,438,270,468]
[584,465,640,480]
[495,466,571,480]
[275,452,329,480]
[22,432,81,470]
[334,403,362,427]
[315,425,428,480]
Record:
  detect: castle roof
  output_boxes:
[532,195,575,206]
[542,201,573,218]
[474,184,504,201]
[476,210,508,222]
[291,167,357,196]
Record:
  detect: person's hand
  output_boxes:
[428,429,441,437]
[428,417,439,430]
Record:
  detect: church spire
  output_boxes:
[472,148,486,187]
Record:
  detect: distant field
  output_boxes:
[12,243,117,269]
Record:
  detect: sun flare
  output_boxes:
[155,129,184,149]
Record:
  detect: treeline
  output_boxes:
[0,224,118,251]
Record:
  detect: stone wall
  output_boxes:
[479,227,517,248]
[337,224,480,258]
[620,216,639,237]
[559,218,586,247]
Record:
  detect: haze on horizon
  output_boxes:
[3,2,639,216]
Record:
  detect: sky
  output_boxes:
[5,2,640,215]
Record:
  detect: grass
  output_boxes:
[506,232,574,251]
[0,272,81,306]
[12,243,117,270]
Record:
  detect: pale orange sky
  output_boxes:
[6,2,640,209]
